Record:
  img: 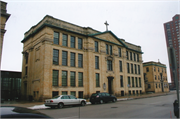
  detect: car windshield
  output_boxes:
[52,95,60,99]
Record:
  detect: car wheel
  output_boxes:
[99,100,103,104]
[112,98,116,102]
[81,101,86,106]
[58,103,63,109]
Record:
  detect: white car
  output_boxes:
[44,95,86,108]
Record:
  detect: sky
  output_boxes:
[1,0,180,83]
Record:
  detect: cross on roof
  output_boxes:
[104,21,109,31]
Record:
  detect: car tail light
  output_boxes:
[96,95,99,98]
[50,100,53,102]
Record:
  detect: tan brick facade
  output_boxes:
[0,1,10,67]
[21,15,145,101]
[143,61,169,93]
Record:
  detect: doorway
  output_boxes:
[107,76,114,94]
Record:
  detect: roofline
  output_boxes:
[89,30,128,48]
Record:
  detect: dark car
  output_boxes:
[90,92,117,104]
[0,106,51,118]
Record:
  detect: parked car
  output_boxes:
[0,106,51,118]
[90,92,117,104]
[44,95,86,108]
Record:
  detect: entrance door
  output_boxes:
[161,83,164,92]
[107,76,114,94]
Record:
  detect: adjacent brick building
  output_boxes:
[143,61,169,93]
[21,15,145,101]
[163,14,180,88]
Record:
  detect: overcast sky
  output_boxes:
[1,0,180,82]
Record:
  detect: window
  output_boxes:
[118,48,121,57]
[78,38,83,49]
[53,49,59,65]
[119,61,123,72]
[134,53,136,61]
[128,77,131,85]
[130,52,132,60]
[131,64,133,74]
[54,32,59,45]
[148,84,151,88]
[138,65,140,74]
[159,84,160,88]
[70,52,75,67]
[156,84,157,88]
[139,78,141,87]
[62,34,68,46]
[96,73,100,87]
[120,75,123,87]
[52,91,59,97]
[62,91,67,95]
[78,54,83,68]
[110,45,112,55]
[106,44,109,54]
[62,71,67,86]
[70,72,76,87]
[62,51,67,66]
[134,64,137,74]
[146,67,149,72]
[25,53,28,64]
[71,91,76,97]
[126,51,129,60]
[95,56,99,69]
[132,77,134,87]
[71,36,75,48]
[78,72,83,87]
[53,70,58,86]
[154,67,156,71]
[95,41,98,52]
[135,77,138,87]
[127,63,130,73]
[78,91,83,98]
[25,66,28,75]
[137,54,139,62]
[107,60,113,71]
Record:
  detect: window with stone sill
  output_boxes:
[54,32,59,45]
[78,38,83,49]
[70,52,75,67]
[107,60,113,71]
[95,41,98,52]
[62,34,68,46]
[62,71,67,86]
[96,73,100,87]
[71,36,75,48]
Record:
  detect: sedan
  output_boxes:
[90,92,117,104]
[44,95,86,108]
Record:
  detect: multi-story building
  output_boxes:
[21,15,145,101]
[0,1,10,67]
[143,61,169,93]
[163,14,180,88]
[1,70,21,101]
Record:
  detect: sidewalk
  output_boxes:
[1,91,176,110]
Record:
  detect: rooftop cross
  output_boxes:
[104,21,109,31]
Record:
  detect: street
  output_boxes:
[38,93,178,118]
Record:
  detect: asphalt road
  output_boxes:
[38,93,178,118]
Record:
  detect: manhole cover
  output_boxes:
[111,107,118,108]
